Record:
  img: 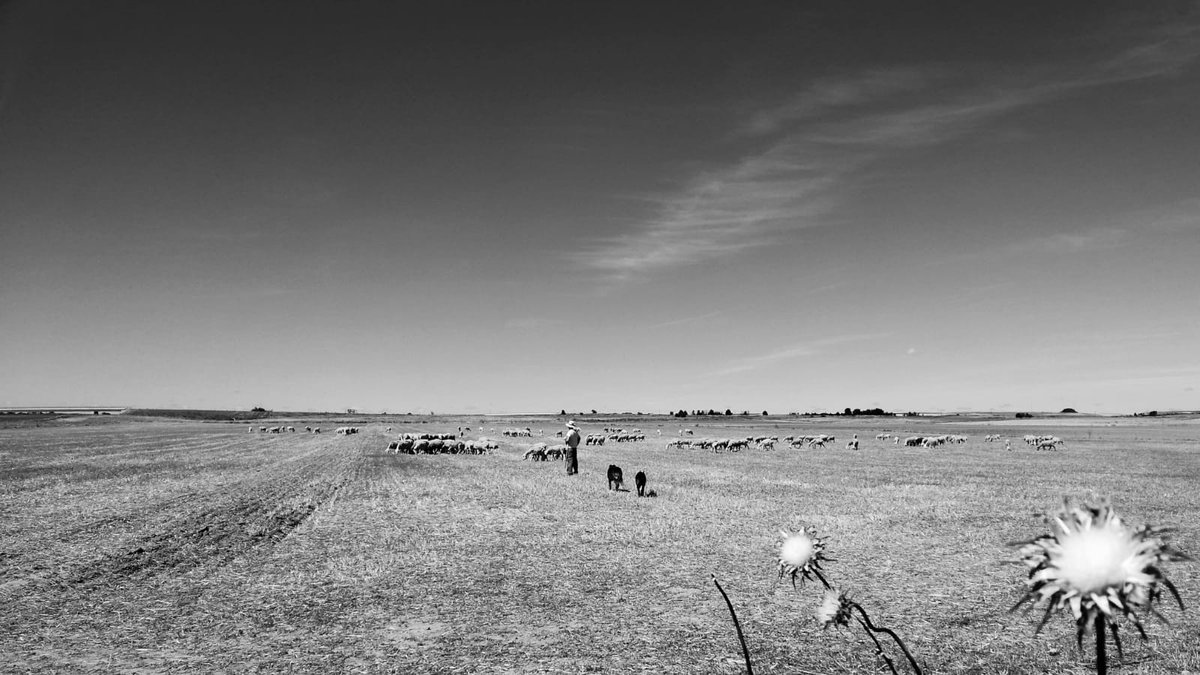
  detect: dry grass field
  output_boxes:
[2,413,1199,674]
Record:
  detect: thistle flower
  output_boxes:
[1013,499,1189,673]
[778,526,832,589]
[815,588,853,629]
[814,588,923,675]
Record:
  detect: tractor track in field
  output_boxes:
[64,443,365,586]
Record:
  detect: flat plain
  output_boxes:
[2,413,1198,674]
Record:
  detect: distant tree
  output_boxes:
[762,410,769,416]
[591,409,597,415]
[852,408,862,416]
[844,408,852,416]
[1015,412,1033,419]
[251,406,267,413]
[725,409,733,416]
[740,410,749,416]
[560,409,567,416]
[1061,408,1078,414]
[675,409,688,418]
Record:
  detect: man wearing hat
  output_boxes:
[564,420,581,475]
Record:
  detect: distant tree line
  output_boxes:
[673,409,754,418]
[839,407,891,416]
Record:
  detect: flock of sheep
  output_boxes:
[655,430,1064,453]
[248,425,373,436]
[249,425,323,434]
[247,421,1068,463]
[521,442,570,461]
[1022,434,1066,451]
[387,432,498,455]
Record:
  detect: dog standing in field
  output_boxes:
[634,470,647,497]
[607,464,624,491]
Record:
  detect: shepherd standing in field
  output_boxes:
[564,420,581,476]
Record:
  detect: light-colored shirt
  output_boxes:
[565,429,581,449]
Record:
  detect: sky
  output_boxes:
[2,1,1199,415]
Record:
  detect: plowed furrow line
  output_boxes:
[67,443,363,585]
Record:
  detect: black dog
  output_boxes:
[634,471,647,497]
[607,464,624,491]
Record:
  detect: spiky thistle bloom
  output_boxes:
[1012,499,1189,648]
[778,526,831,589]
[815,588,854,629]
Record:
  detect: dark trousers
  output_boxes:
[565,448,578,475]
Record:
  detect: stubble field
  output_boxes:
[2,413,1198,674]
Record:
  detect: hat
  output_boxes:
[566,420,578,429]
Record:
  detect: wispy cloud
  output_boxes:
[741,67,942,135]
[646,310,724,329]
[573,16,1200,284]
[504,317,566,330]
[1006,198,1200,255]
[1008,226,1133,255]
[707,332,890,377]
[1132,198,1200,233]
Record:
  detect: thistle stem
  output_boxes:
[854,616,899,675]
[1095,616,1107,675]
[851,602,923,675]
[812,567,833,590]
[711,574,754,675]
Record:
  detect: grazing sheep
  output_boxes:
[522,442,548,461]
[846,434,859,451]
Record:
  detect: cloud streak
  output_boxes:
[707,332,890,377]
[504,317,567,330]
[573,16,1200,284]
[1006,198,1200,255]
[646,310,724,329]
